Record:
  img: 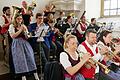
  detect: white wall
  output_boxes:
[0,0,51,22]
[85,0,101,21]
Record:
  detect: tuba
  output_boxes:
[27,0,36,11]
[12,6,22,22]
[12,6,22,13]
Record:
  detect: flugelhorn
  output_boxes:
[97,42,118,60]
[78,51,111,74]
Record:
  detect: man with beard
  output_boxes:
[77,29,99,80]
[0,6,12,77]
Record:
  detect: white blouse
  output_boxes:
[60,51,78,69]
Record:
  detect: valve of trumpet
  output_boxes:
[105,68,111,74]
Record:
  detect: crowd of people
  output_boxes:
[0,1,120,80]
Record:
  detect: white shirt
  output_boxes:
[77,40,98,56]
[76,22,87,34]
[0,14,11,27]
[77,40,102,73]
[8,24,29,38]
[8,24,15,34]
[60,51,78,69]
[35,23,49,42]
[0,16,5,27]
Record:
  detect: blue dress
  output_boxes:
[11,30,37,74]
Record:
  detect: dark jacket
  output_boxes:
[44,61,65,80]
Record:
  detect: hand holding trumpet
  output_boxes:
[78,51,111,74]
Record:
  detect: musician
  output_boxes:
[76,15,87,44]
[28,13,49,70]
[62,16,73,34]
[54,11,65,34]
[0,6,12,74]
[8,13,39,80]
[43,3,55,19]
[47,19,64,61]
[60,34,91,79]
[97,30,120,64]
[87,18,99,32]
[44,13,54,25]
[21,1,33,27]
[77,29,101,80]
[97,30,120,80]
[56,11,65,23]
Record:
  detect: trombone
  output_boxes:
[78,51,111,74]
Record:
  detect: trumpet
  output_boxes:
[98,42,118,60]
[78,51,111,74]
[90,58,110,74]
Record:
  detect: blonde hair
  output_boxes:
[63,34,77,49]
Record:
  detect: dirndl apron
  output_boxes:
[11,37,37,74]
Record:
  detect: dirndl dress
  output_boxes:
[11,32,37,74]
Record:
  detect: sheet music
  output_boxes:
[65,28,74,35]
[34,24,49,42]
[35,25,49,37]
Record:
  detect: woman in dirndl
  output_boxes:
[8,13,39,80]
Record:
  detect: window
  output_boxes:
[102,0,120,16]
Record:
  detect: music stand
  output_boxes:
[35,28,47,80]
[65,28,74,34]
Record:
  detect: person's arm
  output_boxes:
[77,44,96,68]
[66,54,90,76]
[28,24,33,32]
[60,52,90,76]
[77,44,88,56]
[0,16,5,27]
[8,24,23,38]
[0,16,11,28]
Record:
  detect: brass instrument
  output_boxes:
[12,6,22,22]
[27,0,36,11]
[90,58,110,74]
[50,23,64,38]
[12,6,22,12]
[98,42,118,60]
[78,51,111,74]
[96,22,104,27]
[57,31,64,38]
[71,11,86,34]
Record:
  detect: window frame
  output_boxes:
[101,0,120,17]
